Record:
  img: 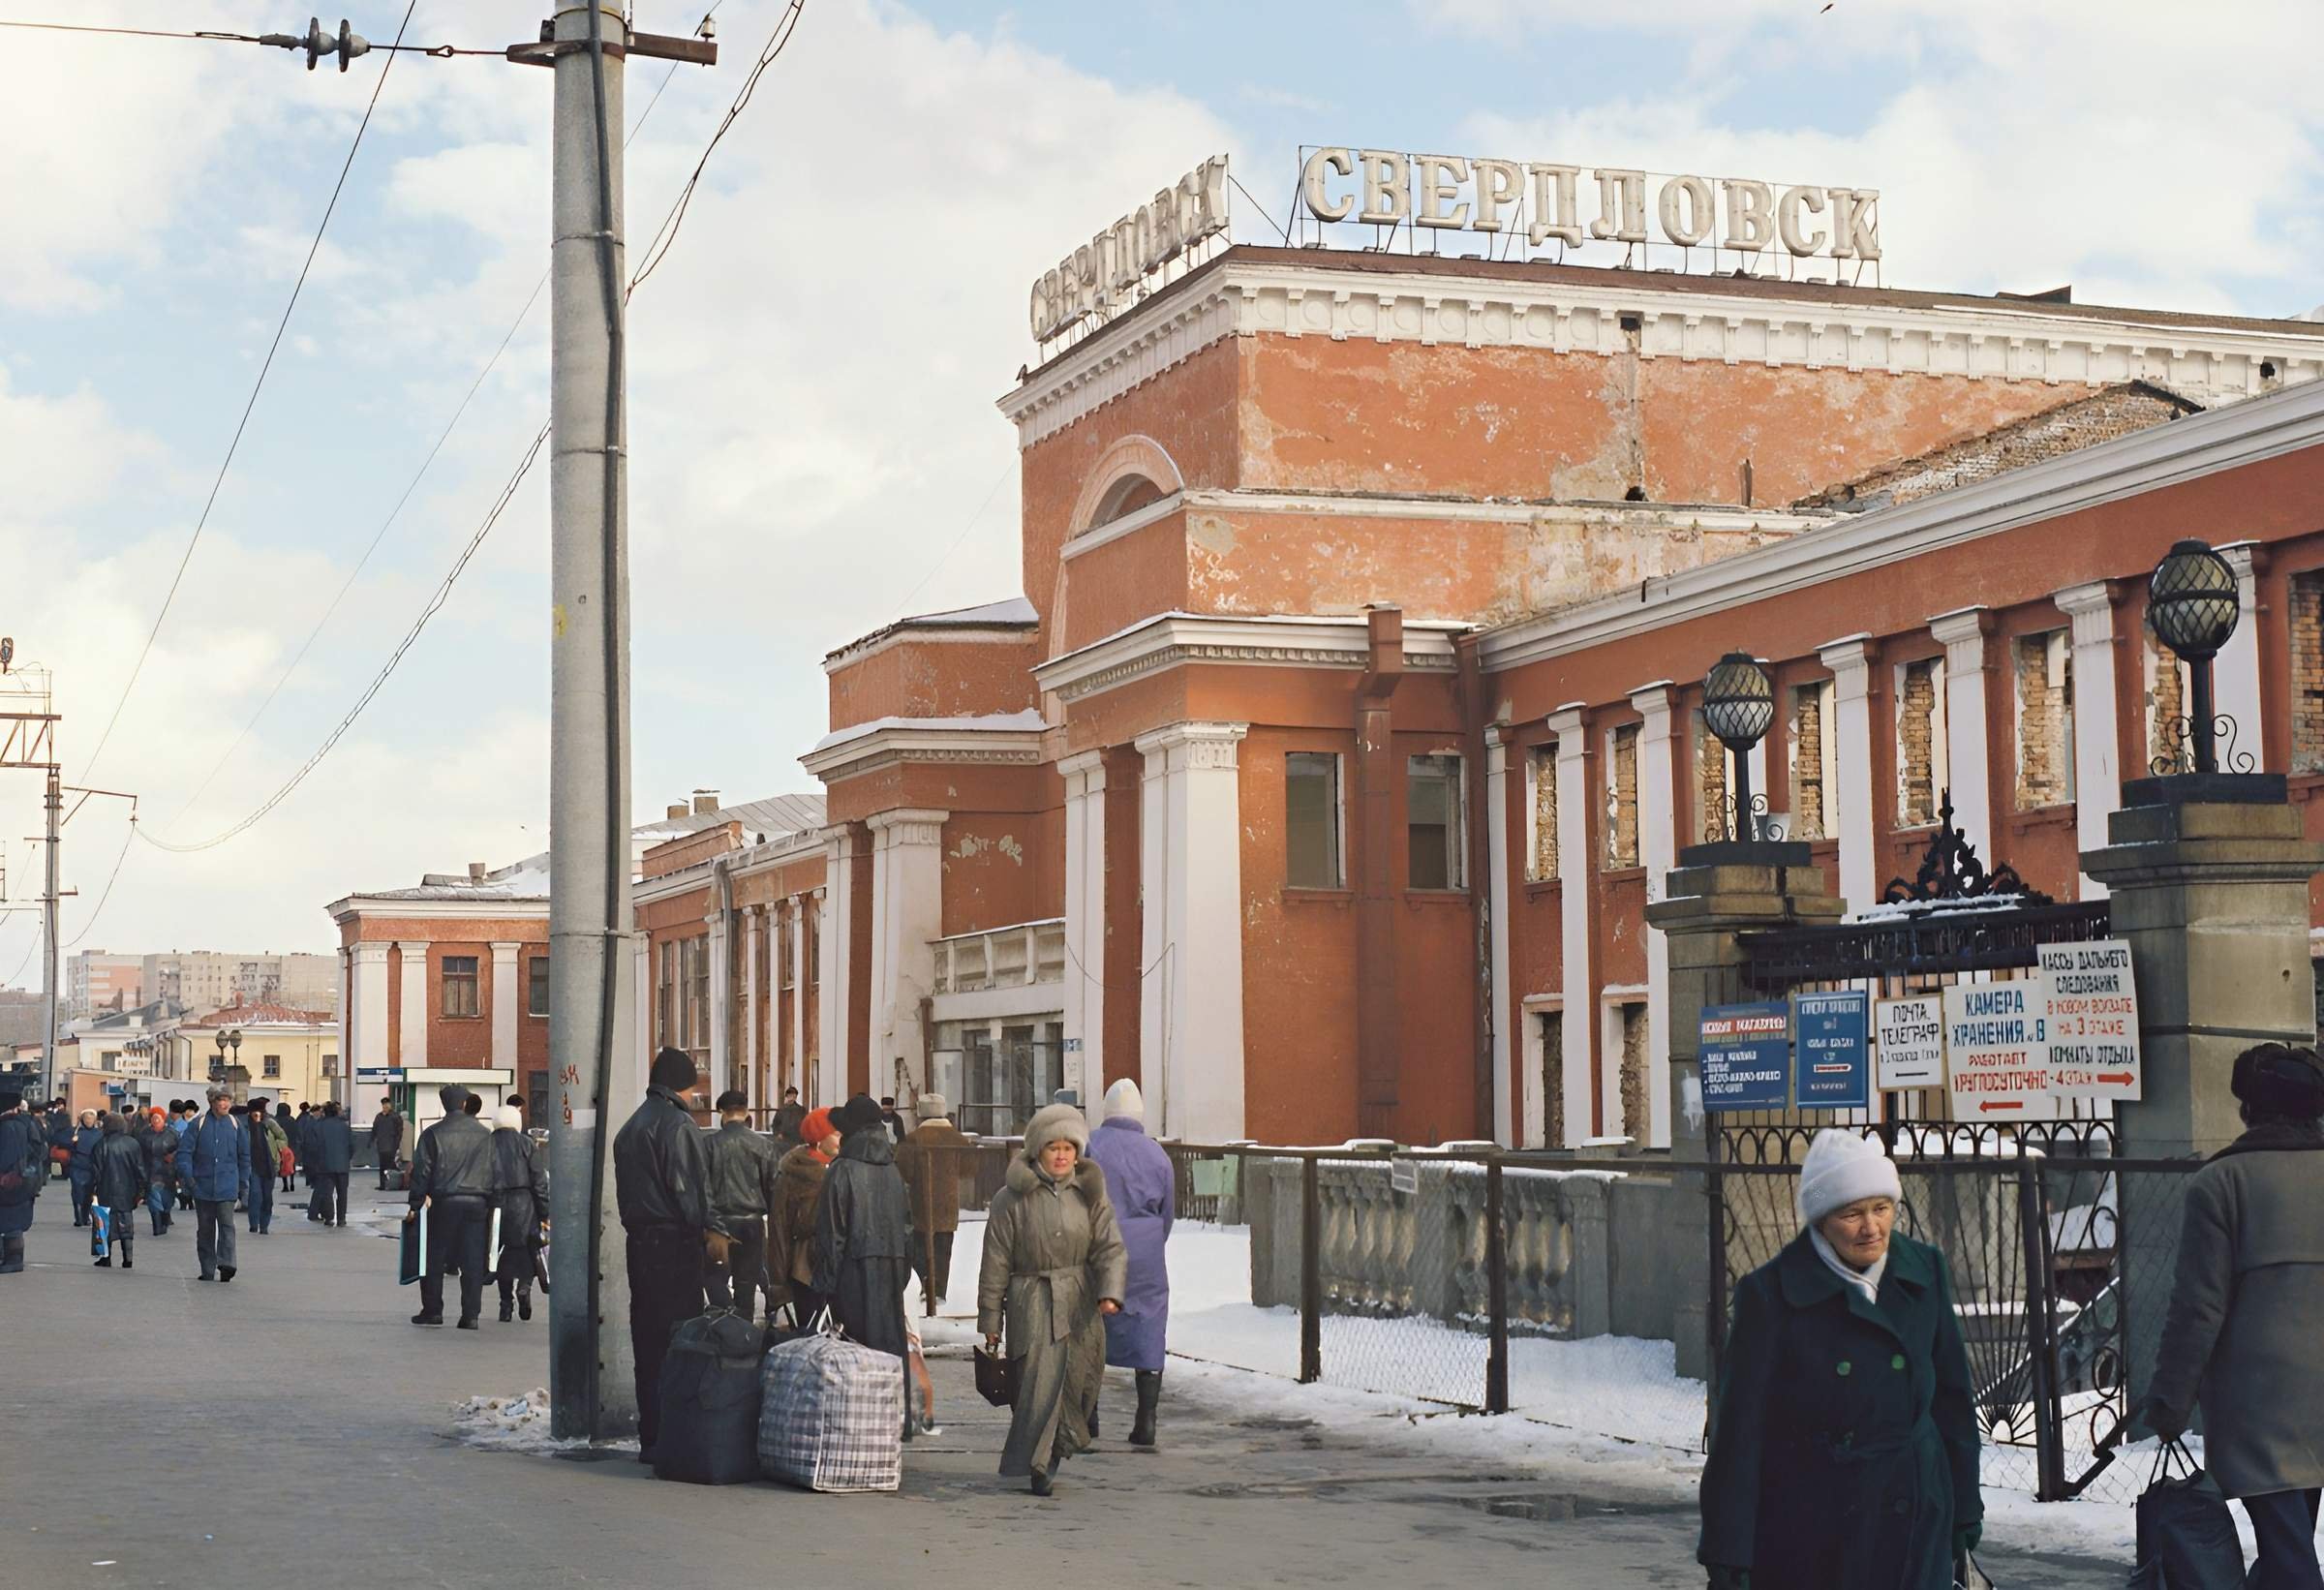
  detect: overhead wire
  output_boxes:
[159,8,720,834]
[77,0,419,782]
[0,17,490,55]
[62,815,138,948]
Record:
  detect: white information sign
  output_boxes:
[1874,995,1946,1090]
[2038,939,2142,1101]
[1941,980,2060,1121]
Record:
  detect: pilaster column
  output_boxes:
[818,832,856,1110]
[1631,683,1676,1148]
[787,897,807,1095]
[1930,608,1995,864]
[866,810,949,1099]
[1819,636,1877,912]
[706,902,731,1099]
[1059,749,1108,1110]
[490,941,520,1075]
[352,941,389,1073]
[742,908,762,1107]
[1134,721,1249,1141]
[1548,705,1593,1147]
[1483,726,1514,1147]
[2055,582,2123,896]
[2216,542,2265,767]
[395,940,429,1069]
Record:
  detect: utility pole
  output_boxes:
[518,5,715,1444]
[40,769,58,1101]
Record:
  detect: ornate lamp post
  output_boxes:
[1701,653,1776,841]
[2147,538,2241,776]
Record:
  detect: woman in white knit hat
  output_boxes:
[1697,1128,1983,1590]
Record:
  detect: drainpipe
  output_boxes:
[1456,633,1495,1143]
[713,854,735,1102]
[1356,605,1404,1141]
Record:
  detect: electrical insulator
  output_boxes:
[300,15,371,72]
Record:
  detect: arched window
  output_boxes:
[1088,474,1164,529]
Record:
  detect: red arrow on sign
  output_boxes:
[1978,1100,2025,1113]
[2095,1072,2134,1085]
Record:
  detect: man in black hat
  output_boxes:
[407,1085,497,1329]
[612,1048,729,1460]
[2144,1043,2324,1589]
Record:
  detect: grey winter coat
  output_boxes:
[979,1152,1128,1479]
[811,1127,914,1359]
[2148,1123,2324,1499]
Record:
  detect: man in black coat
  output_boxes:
[371,1100,404,1189]
[0,1091,42,1272]
[812,1093,915,1364]
[703,1088,780,1322]
[407,1085,497,1329]
[771,1087,806,1148]
[612,1049,729,1461]
[488,1105,548,1323]
[306,1101,354,1227]
[90,1113,147,1269]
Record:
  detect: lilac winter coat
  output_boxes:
[1086,1117,1173,1369]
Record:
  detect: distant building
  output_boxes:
[132,950,339,1019]
[67,952,143,1018]
[179,1001,338,1112]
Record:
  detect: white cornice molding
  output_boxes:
[1481,375,2324,674]
[999,257,2324,451]
[1036,611,1466,704]
[801,720,1047,784]
[328,897,549,924]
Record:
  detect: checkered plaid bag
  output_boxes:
[756,1330,904,1493]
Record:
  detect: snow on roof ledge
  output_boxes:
[807,710,1048,756]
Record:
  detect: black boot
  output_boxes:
[518,1284,533,1322]
[122,1245,133,1270]
[0,1235,22,1273]
[1029,1470,1054,1497]
[1130,1369,1161,1448]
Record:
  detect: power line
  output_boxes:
[0,17,488,57]
[78,0,418,782]
[158,22,717,835]
[62,815,137,949]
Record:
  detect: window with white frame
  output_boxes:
[1895,657,1948,826]
[1286,751,1344,888]
[2013,629,2074,809]
[1605,724,1640,868]
[1406,754,1464,890]
[1524,744,1559,882]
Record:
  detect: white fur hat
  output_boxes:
[1102,1078,1145,1122]
[495,1104,525,1131]
[1797,1128,1902,1226]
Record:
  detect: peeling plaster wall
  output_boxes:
[939,812,1049,938]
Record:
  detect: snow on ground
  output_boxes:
[448,1388,636,1455]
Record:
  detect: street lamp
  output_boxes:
[1701,652,1776,841]
[2147,539,2240,776]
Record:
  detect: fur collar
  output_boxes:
[1005,1152,1108,1199]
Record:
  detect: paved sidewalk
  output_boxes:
[4,1184,2125,1588]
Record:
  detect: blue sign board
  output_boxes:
[1699,1001,1792,1111]
[1792,990,1871,1110]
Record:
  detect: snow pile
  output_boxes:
[449,1388,632,1455]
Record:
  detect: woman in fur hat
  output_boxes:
[1697,1127,1982,1590]
[979,1102,1128,1495]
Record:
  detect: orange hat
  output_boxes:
[800,1107,835,1146]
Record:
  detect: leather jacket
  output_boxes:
[705,1119,780,1222]
[612,1085,725,1237]
[408,1113,495,1208]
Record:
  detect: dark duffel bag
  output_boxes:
[2129,1440,2244,1589]
[654,1308,767,1485]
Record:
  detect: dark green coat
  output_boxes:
[1697,1232,1982,1590]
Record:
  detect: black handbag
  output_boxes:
[2129,1439,2244,1589]
[973,1343,1018,1408]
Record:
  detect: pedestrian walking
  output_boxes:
[702,1088,779,1323]
[2141,1043,2324,1590]
[612,1049,728,1463]
[812,1094,916,1371]
[171,1103,199,1211]
[179,1088,251,1284]
[306,1102,353,1227]
[1085,1079,1174,1447]
[44,1102,73,1190]
[67,1110,102,1228]
[770,1107,837,1326]
[0,1090,43,1273]
[487,1105,548,1323]
[406,1085,496,1329]
[91,1113,145,1269]
[133,1108,171,1236]
[896,1093,971,1312]
[978,1103,1127,1496]
[1697,1128,1982,1590]
[877,1096,906,1144]
[371,1099,404,1190]
[274,1103,296,1192]
[771,1087,806,1149]
[244,1098,287,1235]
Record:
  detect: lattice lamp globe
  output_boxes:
[1701,653,1775,750]
[2149,539,2239,660]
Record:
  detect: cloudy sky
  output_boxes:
[2,0,2318,973]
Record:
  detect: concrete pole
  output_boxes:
[546,1,637,1444]
[40,768,60,1101]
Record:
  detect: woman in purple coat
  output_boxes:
[1086,1079,1174,1447]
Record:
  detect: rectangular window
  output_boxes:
[1605,724,1640,869]
[262,1055,282,1079]
[1538,1010,1565,1149]
[1406,754,1464,890]
[657,940,677,1049]
[1615,1002,1649,1142]
[321,1054,338,1078]
[1286,751,1343,888]
[1693,708,1734,843]
[1789,681,1835,841]
[441,955,479,1019]
[2293,574,2324,772]
[685,936,710,1057]
[805,910,820,986]
[1895,657,1948,826]
[1525,745,1559,882]
[525,956,549,1019]
[2013,628,2075,809]
[778,915,796,989]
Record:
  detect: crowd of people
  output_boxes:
[605,1052,1177,1497]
